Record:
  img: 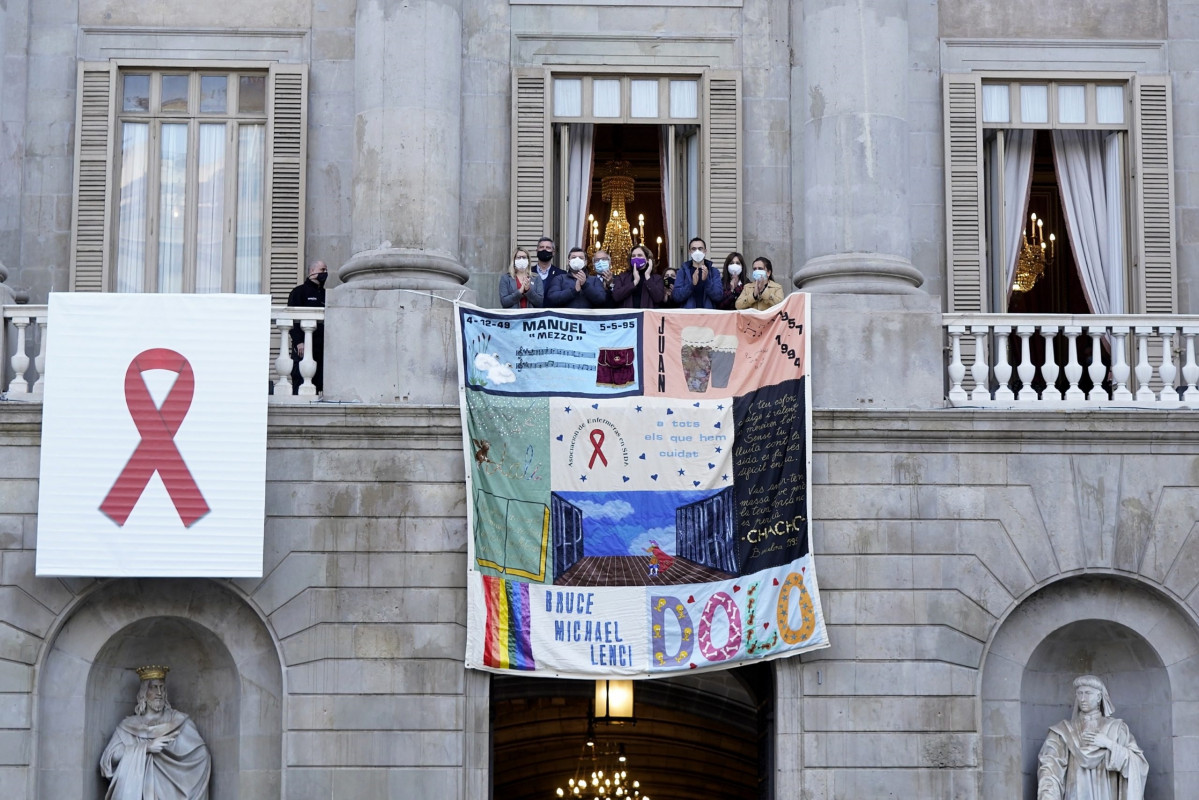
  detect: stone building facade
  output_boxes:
[3,1,1199,798]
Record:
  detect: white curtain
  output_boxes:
[1052,130,1124,315]
[1103,132,1125,314]
[236,124,265,294]
[116,123,149,293]
[195,123,226,293]
[1003,130,1036,296]
[157,123,188,293]
[565,123,594,251]
[659,126,672,264]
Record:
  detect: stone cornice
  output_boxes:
[5,403,1197,452]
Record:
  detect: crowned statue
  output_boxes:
[99,665,211,800]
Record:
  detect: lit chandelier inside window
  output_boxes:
[555,737,649,800]
[1012,212,1056,293]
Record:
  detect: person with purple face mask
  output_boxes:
[719,251,746,310]
[611,244,666,309]
[671,236,724,309]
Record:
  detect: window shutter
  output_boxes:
[69,63,116,292]
[512,69,551,251]
[703,72,741,258]
[266,64,308,305]
[943,75,986,312]
[1132,75,1177,314]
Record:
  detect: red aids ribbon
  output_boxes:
[588,429,608,469]
[100,348,210,527]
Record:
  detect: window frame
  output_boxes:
[113,67,269,294]
[943,70,1176,315]
[979,75,1133,312]
[69,59,308,304]
[512,66,740,268]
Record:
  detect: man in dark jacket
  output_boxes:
[546,247,609,309]
[287,260,327,393]
[671,236,723,309]
[529,236,563,307]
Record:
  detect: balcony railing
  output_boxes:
[2,304,324,403]
[944,314,1199,408]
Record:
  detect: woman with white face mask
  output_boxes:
[719,251,746,310]
[735,256,785,310]
[499,247,545,309]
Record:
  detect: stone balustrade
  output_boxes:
[2,304,324,402]
[944,313,1199,407]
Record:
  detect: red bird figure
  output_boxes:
[645,540,675,576]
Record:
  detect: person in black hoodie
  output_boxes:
[287,260,327,393]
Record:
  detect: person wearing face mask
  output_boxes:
[659,267,680,308]
[546,247,609,308]
[719,252,747,310]
[287,259,327,393]
[612,244,665,309]
[591,248,618,304]
[671,236,724,309]
[499,247,544,309]
[735,256,785,310]
[529,236,563,306]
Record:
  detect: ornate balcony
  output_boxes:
[944,314,1199,408]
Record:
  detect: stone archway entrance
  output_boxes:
[981,575,1199,799]
[491,662,773,800]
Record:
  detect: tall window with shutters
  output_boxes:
[511,69,740,268]
[943,73,1176,315]
[69,62,307,303]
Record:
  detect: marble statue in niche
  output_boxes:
[1037,674,1147,800]
[99,665,212,800]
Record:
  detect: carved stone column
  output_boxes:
[794,0,924,294]
[326,0,475,404]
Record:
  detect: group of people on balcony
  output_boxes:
[499,235,784,312]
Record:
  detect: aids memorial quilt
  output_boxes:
[458,293,827,677]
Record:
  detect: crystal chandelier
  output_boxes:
[555,736,649,800]
[599,161,635,274]
[1012,212,1056,293]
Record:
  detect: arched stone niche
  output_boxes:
[35,579,283,799]
[981,575,1199,799]
[1021,620,1171,798]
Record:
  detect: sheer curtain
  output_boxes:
[565,123,594,251]
[116,123,149,292]
[1052,130,1124,315]
[236,124,265,294]
[195,124,226,293]
[659,126,672,263]
[157,123,187,293]
[1002,130,1036,296]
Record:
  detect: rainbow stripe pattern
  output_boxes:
[482,575,536,670]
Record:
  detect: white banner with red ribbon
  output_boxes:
[35,293,270,577]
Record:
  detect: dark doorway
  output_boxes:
[587,125,668,270]
[491,663,774,800]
